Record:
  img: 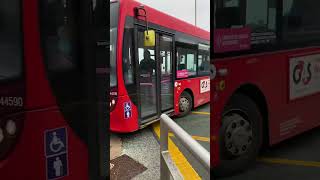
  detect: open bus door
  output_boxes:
[134,7,175,125]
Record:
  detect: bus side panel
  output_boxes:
[231,48,320,145]
[212,54,285,167]
[110,95,139,132]
[192,77,210,107]
[175,76,210,114]
[212,48,320,168]
[265,49,320,144]
[0,110,87,179]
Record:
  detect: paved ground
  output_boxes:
[220,127,320,180]
[110,128,160,180]
[110,103,210,180]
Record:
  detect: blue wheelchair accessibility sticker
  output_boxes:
[45,127,68,180]
[45,127,67,156]
[46,153,68,180]
[124,102,132,119]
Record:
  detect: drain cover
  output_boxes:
[110,154,147,180]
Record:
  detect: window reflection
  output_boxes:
[0,0,22,80]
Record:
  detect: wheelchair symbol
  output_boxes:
[50,132,65,153]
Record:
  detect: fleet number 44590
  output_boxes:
[0,96,23,107]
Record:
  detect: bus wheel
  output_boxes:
[214,94,263,177]
[178,91,193,117]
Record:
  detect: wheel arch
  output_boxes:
[182,88,194,108]
[231,83,270,147]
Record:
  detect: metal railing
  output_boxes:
[160,114,210,180]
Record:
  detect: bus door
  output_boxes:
[136,29,174,123]
[158,34,174,114]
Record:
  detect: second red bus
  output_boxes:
[110,0,210,132]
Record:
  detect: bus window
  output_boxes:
[186,52,197,76]
[110,1,119,88]
[198,53,210,76]
[41,0,79,74]
[246,0,269,32]
[215,0,276,32]
[176,47,197,78]
[224,0,239,7]
[177,54,186,71]
[283,0,320,42]
[215,0,277,45]
[122,28,135,85]
[177,48,187,78]
[0,0,23,81]
[215,0,242,28]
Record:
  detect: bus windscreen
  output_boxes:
[110,2,119,88]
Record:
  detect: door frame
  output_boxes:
[133,23,175,125]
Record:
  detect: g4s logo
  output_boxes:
[293,61,312,85]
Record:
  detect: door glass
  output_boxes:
[159,35,173,112]
[138,31,157,118]
[0,0,23,81]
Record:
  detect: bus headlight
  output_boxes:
[110,88,118,111]
[110,97,118,111]
[6,120,17,136]
[0,117,23,160]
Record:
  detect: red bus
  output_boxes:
[0,0,108,179]
[110,0,210,132]
[212,0,320,176]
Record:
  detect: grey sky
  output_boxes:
[136,0,210,31]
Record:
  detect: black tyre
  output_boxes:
[213,93,263,177]
[178,91,193,117]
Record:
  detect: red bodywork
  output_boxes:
[211,47,320,167]
[110,0,210,132]
[0,1,87,179]
[175,77,210,113]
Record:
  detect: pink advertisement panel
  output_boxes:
[177,69,188,78]
[214,28,251,53]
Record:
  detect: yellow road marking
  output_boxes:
[258,157,320,168]
[168,133,210,142]
[191,111,210,115]
[153,122,201,180]
[191,135,210,142]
